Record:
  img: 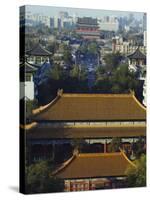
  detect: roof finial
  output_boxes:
[57,88,63,96]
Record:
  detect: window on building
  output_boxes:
[36,57,41,64]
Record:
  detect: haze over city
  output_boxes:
[26,5,144,20]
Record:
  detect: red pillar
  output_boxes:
[104,139,107,153]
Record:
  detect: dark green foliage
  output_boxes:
[63,49,72,65]
[96,66,107,77]
[79,41,99,55]
[132,137,146,159]
[88,42,98,54]
[38,64,88,105]
[47,42,59,54]
[59,43,72,65]
[94,64,142,98]
[36,44,143,105]
[111,64,138,93]
[25,99,38,118]
[125,154,146,187]
[104,52,123,71]
[25,161,64,194]
[93,77,113,93]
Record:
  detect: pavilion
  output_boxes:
[26,43,52,65]
[127,47,146,74]
[21,89,146,162]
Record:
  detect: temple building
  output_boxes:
[52,150,136,191]
[21,90,146,190]
[127,47,146,76]
[26,43,52,66]
[76,17,100,41]
[22,90,146,162]
[20,61,37,100]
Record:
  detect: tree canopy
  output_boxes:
[94,64,141,95]
[125,154,146,187]
[25,161,64,194]
[104,52,122,71]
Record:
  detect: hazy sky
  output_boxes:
[25,5,144,20]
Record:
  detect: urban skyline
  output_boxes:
[25,5,145,20]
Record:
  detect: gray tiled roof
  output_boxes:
[26,44,52,56]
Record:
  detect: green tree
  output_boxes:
[92,77,112,93]
[96,66,106,77]
[70,65,87,81]
[58,43,72,65]
[111,84,122,93]
[63,50,72,65]
[88,42,98,54]
[125,154,146,187]
[104,52,122,71]
[50,64,63,80]
[111,64,139,93]
[25,99,38,118]
[47,42,59,54]
[132,137,146,159]
[25,161,64,194]
[79,65,88,81]
[70,65,80,79]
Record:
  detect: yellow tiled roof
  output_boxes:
[32,93,146,121]
[53,151,136,179]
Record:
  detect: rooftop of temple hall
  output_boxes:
[31,90,146,122]
[26,43,52,56]
[127,47,146,60]
[52,151,136,179]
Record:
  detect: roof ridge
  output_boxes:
[78,152,122,157]
[62,93,133,97]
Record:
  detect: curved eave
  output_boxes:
[132,94,146,112]
[32,95,60,116]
